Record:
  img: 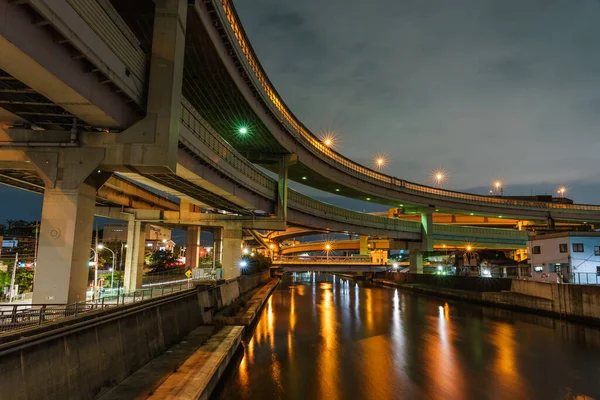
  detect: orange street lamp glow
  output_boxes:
[431,169,447,187]
[325,244,332,250]
[373,154,387,170]
[466,245,472,251]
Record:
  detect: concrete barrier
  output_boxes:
[384,272,512,292]
[0,270,273,400]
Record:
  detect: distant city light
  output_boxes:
[302,176,307,180]
[269,244,274,249]
[240,260,248,268]
[242,248,250,255]
[392,263,399,269]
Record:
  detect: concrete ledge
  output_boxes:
[99,326,215,400]
[372,279,556,319]
[217,278,279,326]
[146,325,244,400]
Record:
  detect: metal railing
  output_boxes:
[0,281,197,335]
[213,0,600,215]
[570,272,600,285]
[179,96,527,242]
[432,225,530,241]
[274,255,382,265]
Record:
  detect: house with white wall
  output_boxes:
[528,232,600,283]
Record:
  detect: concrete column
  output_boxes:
[124,220,147,292]
[408,242,424,274]
[221,223,243,280]
[32,183,96,304]
[123,0,187,170]
[421,210,434,252]
[409,210,435,274]
[277,156,289,222]
[213,227,223,268]
[359,235,369,255]
[186,226,201,269]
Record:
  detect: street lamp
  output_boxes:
[494,180,503,196]
[558,187,566,202]
[325,244,331,263]
[98,244,116,293]
[432,169,447,188]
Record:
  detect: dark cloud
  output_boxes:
[236,0,600,203]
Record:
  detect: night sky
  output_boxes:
[2,0,600,224]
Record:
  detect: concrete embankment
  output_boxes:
[101,274,278,400]
[373,273,600,325]
[216,278,279,326]
[0,270,271,400]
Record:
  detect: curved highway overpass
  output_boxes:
[166,0,600,222]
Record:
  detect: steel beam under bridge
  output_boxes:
[275,265,389,273]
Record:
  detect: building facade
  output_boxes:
[528,232,600,283]
[103,223,173,252]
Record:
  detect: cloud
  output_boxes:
[236,0,600,202]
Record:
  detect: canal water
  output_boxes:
[213,274,600,400]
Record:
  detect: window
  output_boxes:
[532,246,541,254]
[595,246,600,256]
[597,267,600,277]
[553,264,562,273]
[559,243,568,253]
[573,243,584,252]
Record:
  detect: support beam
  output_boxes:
[123,220,146,292]
[185,226,201,269]
[221,223,242,280]
[118,0,187,171]
[213,227,222,272]
[409,210,435,274]
[359,235,368,255]
[277,155,289,221]
[32,183,96,304]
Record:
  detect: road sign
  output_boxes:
[185,269,192,278]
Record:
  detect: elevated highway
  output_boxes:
[0,0,587,304]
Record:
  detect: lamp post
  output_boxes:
[98,244,116,293]
[91,247,98,300]
[325,244,331,263]
[558,187,566,202]
[494,181,503,196]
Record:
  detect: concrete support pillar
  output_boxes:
[359,235,369,255]
[32,183,96,304]
[123,0,187,170]
[277,156,289,222]
[186,226,201,269]
[124,220,147,292]
[409,210,435,274]
[213,227,223,268]
[221,223,243,280]
[421,210,434,252]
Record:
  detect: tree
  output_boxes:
[240,253,272,275]
[148,250,177,272]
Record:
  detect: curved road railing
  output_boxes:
[180,97,423,234]
[214,0,600,215]
[180,97,526,243]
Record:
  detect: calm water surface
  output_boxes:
[214,274,600,400]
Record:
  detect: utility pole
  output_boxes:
[9,252,18,302]
[93,224,99,301]
[33,221,39,270]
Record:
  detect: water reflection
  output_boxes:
[215,274,600,400]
